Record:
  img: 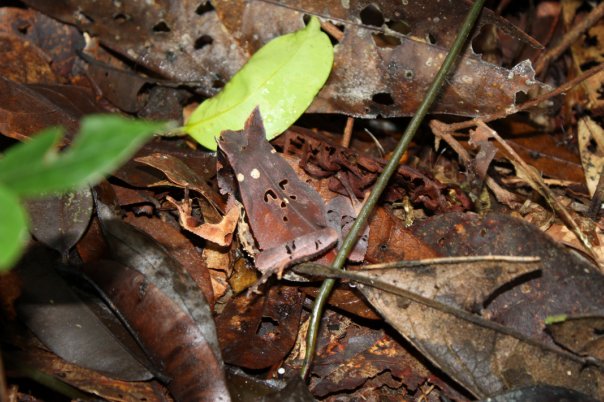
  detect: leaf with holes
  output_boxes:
[213,0,546,118]
[218,108,338,279]
[183,16,333,150]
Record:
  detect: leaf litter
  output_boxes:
[3,1,604,401]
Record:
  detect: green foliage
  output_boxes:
[0,185,28,270]
[183,16,333,150]
[0,115,165,271]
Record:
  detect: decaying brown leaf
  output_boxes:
[0,77,103,141]
[216,285,303,369]
[214,0,546,118]
[547,315,604,361]
[295,258,604,399]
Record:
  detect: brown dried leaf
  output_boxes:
[4,348,169,402]
[25,188,93,257]
[411,212,604,343]
[214,1,545,118]
[22,0,246,95]
[83,260,230,402]
[547,315,604,361]
[135,153,225,212]
[0,77,103,141]
[218,108,338,278]
[124,213,216,309]
[215,285,303,369]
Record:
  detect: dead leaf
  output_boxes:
[15,246,154,381]
[4,348,169,402]
[215,285,303,369]
[22,0,246,96]
[547,315,604,361]
[214,0,546,118]
[25,188,93,257]
[578,116,604,197]
[411,212,604,343]
[0,77,103,141]
[124,213,216,309]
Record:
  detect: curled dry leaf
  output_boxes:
[5,348,168,402]
[218,108,338,279]
[166,196,239,247]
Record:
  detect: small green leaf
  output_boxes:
[544,314,568,325]
[0,115,166,196]
[0,185,29,271]
[183,16,334,150]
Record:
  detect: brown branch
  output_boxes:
[341,116,354,148]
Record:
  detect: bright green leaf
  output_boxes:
[0,115,166,196]
[183,16,334,150]
[0,185,29,271]
[544,314,568,325]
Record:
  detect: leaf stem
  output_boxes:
[300,0,487,380]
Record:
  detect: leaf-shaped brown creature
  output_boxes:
[218,108,338,278]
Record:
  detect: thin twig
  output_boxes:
[299,0,488,380]
[534,2,604,75]
[443,62,604,133]
[341,117,354,148]
[320,20,344,42]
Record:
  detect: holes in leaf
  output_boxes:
[195,2,213,15]
[264,189,277,202]
[278,179,288,191]
[379,243,388,252]
[302,14,311,25]
[360,4,384,27]
[152,21,170,32]
[212,79,225,89]
[280,201,287,208]
[257,317,279,336]
[403,69,414,80]
[372,33,401,48]
[386,19,410,36]
[282,215,289,222]
[194,34,213,50]
[16,22,30,35]
[290,195,297,200]
[372,92,395,106]
[580,60,599,72]
[426,32,436,45]
[113,13,131,23]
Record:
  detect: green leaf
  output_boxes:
[183,16,334,150]
[0,115,166,196]
[0,185,29,271]
[544,314,568,325]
